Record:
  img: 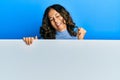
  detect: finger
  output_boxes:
[77,32,81,37]
[25,38,29,45]
[23,37,28,43]
[30,37,34,44]
[81,28,86,34]
[28,37,32,45]
[78,34,83,40]
[77,28,81,37]
[78,28,81,31]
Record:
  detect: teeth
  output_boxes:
[56,23,61,26]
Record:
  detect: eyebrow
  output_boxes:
[49,12,59,18]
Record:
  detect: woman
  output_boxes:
[23,4,86,45]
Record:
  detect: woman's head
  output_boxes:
[48,8,67,32]
[40,4,77,39]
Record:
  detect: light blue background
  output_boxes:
[0,0,120,39]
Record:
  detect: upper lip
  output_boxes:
[56,22,61,27]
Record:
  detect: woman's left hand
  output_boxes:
[77,28,86,39]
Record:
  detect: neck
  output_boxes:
[57,25,67,32]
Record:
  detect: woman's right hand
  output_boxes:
[23,36,38,45]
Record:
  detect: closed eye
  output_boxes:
[56,15,60,18]
[49,18,53,21]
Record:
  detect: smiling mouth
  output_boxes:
[56,23,62,27]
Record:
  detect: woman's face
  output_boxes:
[48,8,67,32]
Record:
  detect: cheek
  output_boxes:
[50,21,54,26]
[50,21,56,28]
[60,17,66,23]
[63,19,66,24]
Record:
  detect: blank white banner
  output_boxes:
[0,40,120,80]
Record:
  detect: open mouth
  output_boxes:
[56,23,62,27]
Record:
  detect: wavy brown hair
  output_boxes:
[40,4,77,39]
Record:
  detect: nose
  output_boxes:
[53,17,58,23]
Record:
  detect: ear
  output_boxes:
[63,20,66,24]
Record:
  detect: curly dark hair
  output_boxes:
[40,4,77,39]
